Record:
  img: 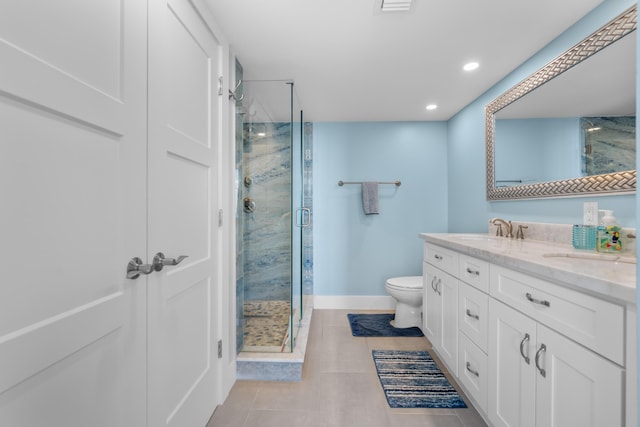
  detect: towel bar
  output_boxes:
[338,180,401,186]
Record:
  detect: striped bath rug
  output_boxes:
[372,350,467,408]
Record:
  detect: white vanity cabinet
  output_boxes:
[423,243,459,375]
[489,298,623,427]
[420,237,633,427]
[488,265,624,427]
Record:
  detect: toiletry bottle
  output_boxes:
[596,210,622,253]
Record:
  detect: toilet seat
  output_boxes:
[385,276,422,290]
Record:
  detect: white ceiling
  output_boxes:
[204,0,605,122]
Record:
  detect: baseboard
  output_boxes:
[313,295,396,310]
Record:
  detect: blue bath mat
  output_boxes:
[372,350,467,408]
[347,313,423,337]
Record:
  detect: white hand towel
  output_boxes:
[362,182,379,215]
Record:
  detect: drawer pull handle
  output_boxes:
[535,344,547,378]
[465,309,479,320]
[466,267,480,276]
[434,254,443,260]
[466,362,479,377]
[526,293,550,307]
[519,333,530,364]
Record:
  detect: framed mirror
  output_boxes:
[486,6,636,200]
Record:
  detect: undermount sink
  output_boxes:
[543,252,636,265]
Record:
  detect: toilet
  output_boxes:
[385,276,423,328]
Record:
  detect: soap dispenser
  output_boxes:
[596,210,622,253]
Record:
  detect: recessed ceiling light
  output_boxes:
[463,62,479,71]
[425,104,438,111]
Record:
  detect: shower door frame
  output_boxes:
[235,79,306,354]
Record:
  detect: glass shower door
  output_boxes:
[237,80,305,353]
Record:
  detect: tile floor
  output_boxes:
[207,309,489,427]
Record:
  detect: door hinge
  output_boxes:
[218,209,223,227]
[217,76,223,96]
[217,340,223,359]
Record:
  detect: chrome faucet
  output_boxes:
[490,218,513,238]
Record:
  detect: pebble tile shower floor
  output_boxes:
[208,309,488,427]
[242,300,291,352]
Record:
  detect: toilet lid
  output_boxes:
[386,276,423,289]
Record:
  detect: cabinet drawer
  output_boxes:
[459,282,489,352]
[459,254,489,293]
[424,243,458,276]
[490,265,624,365]
[458,332,488,415]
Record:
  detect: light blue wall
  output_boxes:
[312,0,636,298]
[448,0,636,232]
[496,118,582,184]
[313,122,448,296]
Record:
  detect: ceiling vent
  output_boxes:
[380,0,412,12]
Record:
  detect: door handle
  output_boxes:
[465,267,480,276]
[519,333,531,364]
[466,362,480,377]
[296,207,311,227]
[526,292,550,307]
[535,343,547,377]
[152,252,188,272]
[127,257,155,279]
[465,309,480,320]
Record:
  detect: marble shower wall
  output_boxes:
[582,116,635,175]
[242,122,293,302]
[240,121,314,304]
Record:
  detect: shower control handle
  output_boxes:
[244,197,256,213]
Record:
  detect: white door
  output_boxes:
[535,325,623,427]
[147,0,221,425]
[488,299,537,427]
[0,1,148,426]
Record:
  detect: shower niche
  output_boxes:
[235,75,313,355]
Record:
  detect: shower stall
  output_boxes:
[234,68,313,355]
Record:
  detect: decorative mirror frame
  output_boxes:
[486,5,637,200]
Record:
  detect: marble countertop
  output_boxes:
[419,233,636,305]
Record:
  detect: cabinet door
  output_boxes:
[535,325,623,427]
[423,262,441,344]
[489,300,536,427]
[439,271,459,375]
